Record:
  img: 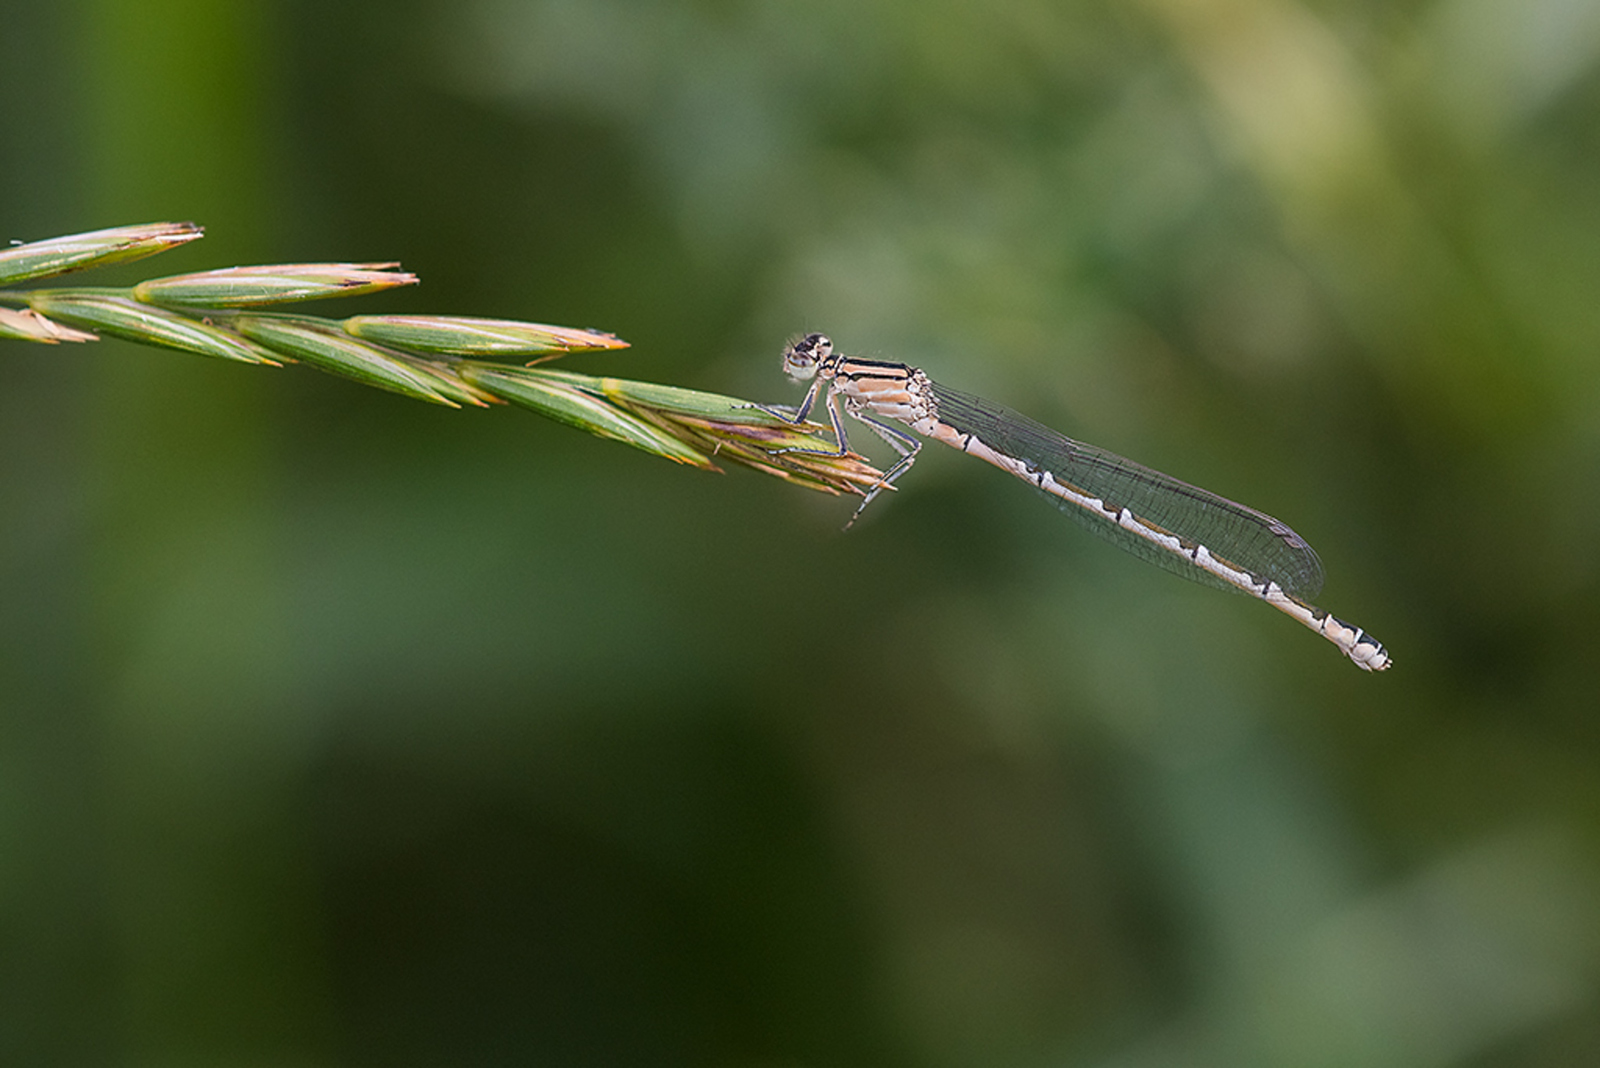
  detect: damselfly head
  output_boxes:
[782,332,832,381]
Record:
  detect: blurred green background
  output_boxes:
[5,0,1600,1064]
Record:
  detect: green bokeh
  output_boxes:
[4,0,1599,1064]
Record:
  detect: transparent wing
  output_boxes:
[929,384,1325,599]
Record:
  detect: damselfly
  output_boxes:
[759,332,1390,671]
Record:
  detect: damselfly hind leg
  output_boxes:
[839,413,921,526]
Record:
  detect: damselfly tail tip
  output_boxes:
[1351,640,1392,672]
[1333,618,1391,672]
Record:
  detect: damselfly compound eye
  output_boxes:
[800,332,831,358]
[782,332,831,381]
